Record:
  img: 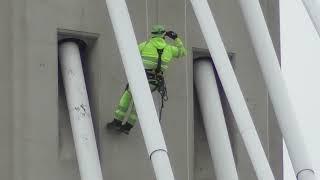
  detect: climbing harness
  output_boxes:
[124,47,168,122]
[145,48,168,122]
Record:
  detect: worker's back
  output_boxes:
[139,36,186,71]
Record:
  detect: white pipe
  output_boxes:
[236,0,316,179]
[194,59,239,180]
[189,1,275,180]
[59,41,103,180]
[302,0,320,37]
[104,0,175,180]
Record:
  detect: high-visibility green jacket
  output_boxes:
[138,37,186,71]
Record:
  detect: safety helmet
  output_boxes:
[151,25,166,36]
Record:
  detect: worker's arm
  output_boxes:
[166,31,186,58]
[171,37,187,58]
[138,41,147,53]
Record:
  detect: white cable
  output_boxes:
[236,0,316,179]
[194,59,239,180]
[189,0,275,179]
[302,0,320,37]
[145,0,149,37]
[104,0,175,179]
[59,41,104,180]
[184,1,190,180]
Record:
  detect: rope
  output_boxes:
[146,70,168,122]
[155,73,168,122]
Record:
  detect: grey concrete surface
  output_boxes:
[0,0,12,179]
[0,0,283,179]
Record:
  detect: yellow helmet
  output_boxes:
[151,25,166,36]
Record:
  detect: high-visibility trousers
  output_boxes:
[114,82,158,126]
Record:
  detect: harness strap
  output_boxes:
[145,69,168,122]
[131,46,167,122]
[156,48,164,74]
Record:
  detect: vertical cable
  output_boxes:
[184,1,190,180]
[145,0,149,38]
[156,0,159,23]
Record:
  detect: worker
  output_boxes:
[106,25,187,135]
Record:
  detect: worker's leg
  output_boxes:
[119,82,157,135]
[107,88,132,130]
[114,89,132,121]
[128,105,138,126]
[120,104,137,135]
[126,82,157,126]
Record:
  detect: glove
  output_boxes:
[165,31,178,40]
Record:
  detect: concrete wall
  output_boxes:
[0,0,12,179]
[0,0,282,179]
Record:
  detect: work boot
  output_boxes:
[119,122,133,135]
[106,119,122,130]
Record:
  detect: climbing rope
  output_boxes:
[146,70,168,122]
